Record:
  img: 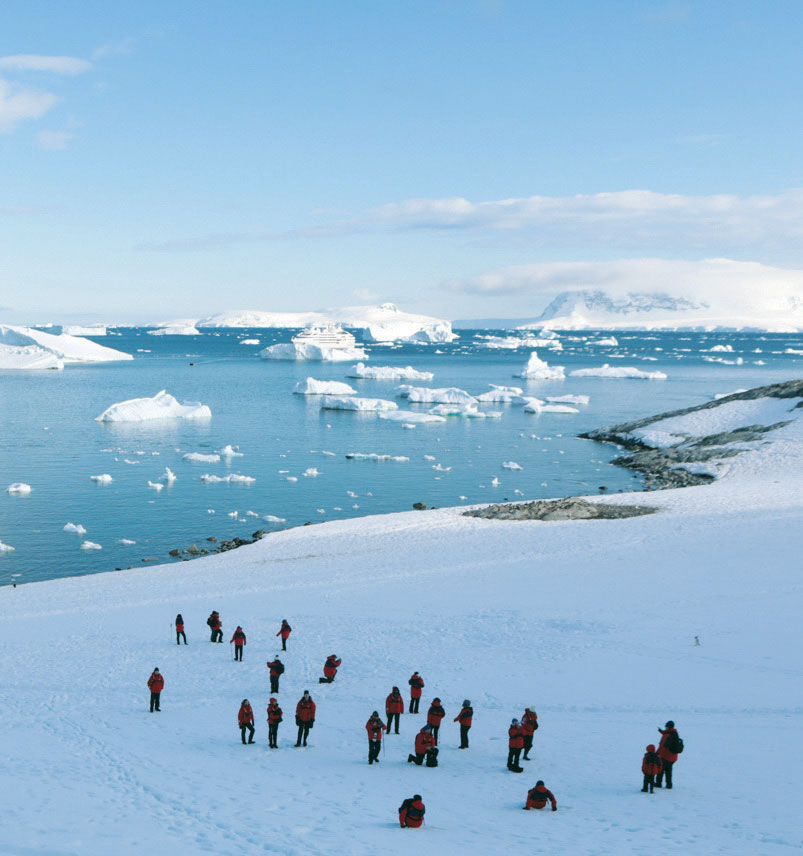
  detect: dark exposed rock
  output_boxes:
[169,549,181,557]
[206,536,217,542]
[412,502,427,510]
[465,497,656,522]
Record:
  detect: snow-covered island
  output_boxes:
[0,324,133,370]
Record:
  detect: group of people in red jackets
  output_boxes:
[641,721,683,792]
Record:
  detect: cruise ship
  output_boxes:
[291,322,357,348]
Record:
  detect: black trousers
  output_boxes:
[234,645,243,661]
[523,734,533,758]
[387,712,400,734]
[296,722,311,746]
[460,724,470,748]
[270,676,280,693]
[211,629,222,642]
[268,722,279,747]
[149,692,161,712]
[368,741,381,763]
[409,696,420,713]
[176,630,187,644]
[642,773,656,792]
[656,760,673,788]
[507,748,522,770]
[240,723,254,743]
[281,638,287,650]
[408,752,425,765]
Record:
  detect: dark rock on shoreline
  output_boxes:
[465,497,656,522]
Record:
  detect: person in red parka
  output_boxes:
[407,725,436,765]
[267,697,282,748]
[207,611,223,643]
[266,656,284,694]
[276,619,292,651]
[454,699,473,748]
[386,686,404,734]
[175,613,187,645]
[507,718,524,772]
[427,698,445,745]
[524,780,557,810]
[399,795,425,828]
[366,710,386,764]
[642,743,663,792]
[230,626,246,661]
[656,720,681,789]
[521,705,538,761]
[319,654,341,683]
[147,668,164,712]
[238,699,255,744]
[408,672,424,714]
[295,690,316,747]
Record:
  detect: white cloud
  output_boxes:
[36,129,73,150]
[0,54,91,75]
[0,79,59,133]
[91,39,134,60]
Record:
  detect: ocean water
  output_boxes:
[1,328,800,586]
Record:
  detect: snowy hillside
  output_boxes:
[1,381,801,854]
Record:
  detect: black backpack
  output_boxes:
[667,732,684,754]
[276,661,285,674]
[425,747,439,767]
[398,798,412,814]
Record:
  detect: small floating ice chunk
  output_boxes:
[0,540,16,552]
[147,481,164,491]
[7,482,32,494]
[162,467,177,483]
[546,394,590,405]
[183,452,221,463]
[90,474,113,484]
[379,410,446,424]
[708,344,734,352]
[294,377,357,395]
[303,467,320,477]
[207,508,216,514]
[262,514,286,523]
[589,336,618,347]
[321,396,398,412]
[228,511,239,518]
[345,453,410,462]
[321,450,336,456]
[491,477,501,486]
[245,510,259,517]
[80,540,102,550]
[516,351,565,380]
[286,476,298,482]
[569,364,667,379]
[239,339,260,345]
[218,444,243,457]
[432,463,451,472]
[347,362,434,381]
[119,538,136,545]
[63,522,87,535]
[201,473,256,484]
[502,461,523,470]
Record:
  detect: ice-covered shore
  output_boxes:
[0,380,801,855]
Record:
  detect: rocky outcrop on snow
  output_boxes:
[465,497,656,521]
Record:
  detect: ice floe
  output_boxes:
[524,400,579,414]
[260,343,368,362]
[162,467,177,483]
[347,362,434,381]
[218,444,243,457]
[303,468,320,477]
[147,325,200,336]
[90,474,113,484]
[239,339,261,345]
[502,461,523,470]
[476,385,525,403]
[201,473,256,484]
[183,452,220,463]
[7,482,32,494]
[320,396,398,412]
[294,378,357,395]
[345,453,410,462]
[547,394,590,405]
[568,364,667,379]
[63,522,87,535]
[516,351,566,380]
[589,336,618,347]
[118,538,136,545]
[262,514,286,523]
[95,390,212,422]
[0,540,15,553]
[80,541,102,550]
[147,481,164,491]
[406,387,478,405]
[378,410,447,424]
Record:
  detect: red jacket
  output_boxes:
[642,745,663,776]
[231,628,246,646]
[386,691,404,714]
[399,798,425,828]
[175,617,184,632]
[267,703,283,724]
[266,659,283,676]
[238,703,254,725]
[324,656,341,678]
[508,724,524,748]
[277,621,291,640]
[414,730,435,755]
[526,784,556,810]
[408,674,424,698]
[521,710,538,735]
[658,728,679,763]
[454,706,473,726]
[208,613,221,630]
[296,697,316,722]
[147,672,164,693]
[366,717,386,741]
[427,702,445,727]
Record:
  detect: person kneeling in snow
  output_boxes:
[366,711,386,764]
[407,725,437,766]
[319,654,341,683]
[524,780,557,811]
[238,699,255,744]
[399,795,425,828]
[642,744,663,792]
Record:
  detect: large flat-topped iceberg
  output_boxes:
[95,390,212,422]
[405,386,478,405]
[260,343,368,362]
[147,325,200,336]
[569,364,667,380]
[293,378,357,395]
[198,303,456,343]
[320,396,398,412]
[516,351,565,380]
[347,362,434,381]
[0,343,64,370]
[0,325,132,365]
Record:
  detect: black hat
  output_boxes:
[413,794,422,801]
[536,780,544,787]
[665,720,675,728]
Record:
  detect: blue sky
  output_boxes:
[2,1,802,323]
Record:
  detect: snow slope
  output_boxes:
[0,324,132,365]
[1,384,801,855]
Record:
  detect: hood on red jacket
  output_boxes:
[646,744,656,752]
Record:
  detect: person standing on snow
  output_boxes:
[319,654,341,683]
[147,667,164,712]
[266,656,284,694]
[366,711,386,764]
[656,720,682,789]
[399,795,425,828]
[175,613,187,645]
[276,619,292,651]
[238,699,255,744]
[207,611,223,643]
[507,718,524,771]
[295,691,316,747]
[521,706,538,760]
[407,724,436,766]
[267,697,282,748]
[408,672,424,714]
[642,744,663,792]
[427,698,445,744]
[523,780,557,810]
[386,686,404,734]
[454,700,473,748]
[230,625,246,661]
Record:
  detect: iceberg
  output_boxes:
[589,336,618,346]
[347,362,434,381]
[516,351,566,380]
[524,401,580,413]
[63,522,87,535]
[479,335,562,350]
[378,410,447,424]
[147,481,164,491]
[406,387,478,406]
[60,325,107,336]
[80,541,102,550]
[239,339,260,345]
[90,474,113,484]
[345,453,410,462]
[547,394,590,405]
[218,445,243,457]
[569,364,667,380]
[0,343,64,370]
[502,461,523,469]
[293,378,357,395]
[259,343,368,362]
[0,325,132,364]
[95,390,212,422]
[200,473,256,484]
[476,385,524,403]
[262,514,286,523]
[162,467,177,483]
[321,396,398,412]
[183,452,220,463]
[0,539,16,553]
[147,325,200,336]
[7,482,32,494]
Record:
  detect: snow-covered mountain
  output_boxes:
[518,289,803,332]
[194,303,456,343]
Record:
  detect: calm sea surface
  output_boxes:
[1,328,800,585]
